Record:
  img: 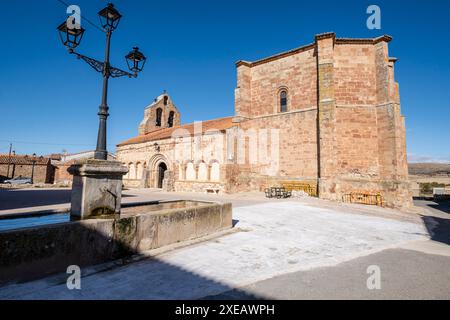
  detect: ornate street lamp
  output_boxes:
[57,3,146,160]
[57,21,85,49]
[126,47,147,73]
[98,3,122,31]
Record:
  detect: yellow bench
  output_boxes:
[342,193,384,207]
[281,182,317,197]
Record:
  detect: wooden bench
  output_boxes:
[205,188,220,194]
[342,192,384,207]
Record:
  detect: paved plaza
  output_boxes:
[0,188,449,299]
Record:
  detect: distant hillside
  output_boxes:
[409,163,450,175]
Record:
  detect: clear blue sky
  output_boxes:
[0,0,449,162]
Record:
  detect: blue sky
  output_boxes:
[0,0,449,162]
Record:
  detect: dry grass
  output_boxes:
[409,163,450,175]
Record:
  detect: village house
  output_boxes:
[53,150,116,185]
[0,154,56,184]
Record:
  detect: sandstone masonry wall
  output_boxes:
[117,33,412,209]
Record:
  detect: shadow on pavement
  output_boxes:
[426,201,450,215]
[414,199,450,246]
[0,189,71,211]
[121,194,138,198]
[422,215,450,246]
[0,207,261,300]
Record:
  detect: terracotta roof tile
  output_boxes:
[117,117,235,147]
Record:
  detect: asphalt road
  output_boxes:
[0,187,270,216]
[207,199,450,300]
[207,247,450,299]
[0,188,71,211]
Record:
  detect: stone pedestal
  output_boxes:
[68,159,128,220]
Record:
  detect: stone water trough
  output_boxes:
[0,200,232,284]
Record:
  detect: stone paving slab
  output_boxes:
[0,201,428,299]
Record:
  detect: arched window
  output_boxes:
[280,90,287,112]
[210,162,220,182]
[186,162,196,180]
[163,95,169,106]
[136,162,143,180]
[167,111,175,128]
[155,108,162,126]
[198,162,208,181]
[128,163,136,180]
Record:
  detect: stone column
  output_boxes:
[194,164,199,181]
[375,40,412,208]
[316,33,338,201]
[207,164,212,181]
[182,163,187,180]
[68,159,128,220]
[233,61,252,122]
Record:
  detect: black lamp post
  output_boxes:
[30,153,37,184]
[57,3,146,160]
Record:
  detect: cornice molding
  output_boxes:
[236,34,393,68]
[235,43,315,68]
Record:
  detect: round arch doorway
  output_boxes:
[157,162,168,189]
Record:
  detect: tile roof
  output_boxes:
[45,153,63,160]
[0,154,51,165]
[117,117,235,147]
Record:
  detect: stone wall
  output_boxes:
[235,45,317,118]
[175,181,225,193]
[335,107,380,178]
[228,110,318,193]
[117,131,228,190]
[231,33,411,208]
[0,163,54,184]
[333,44,377,105]
[54,164,72,185]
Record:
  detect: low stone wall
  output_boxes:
[0,201,232,284]
[319,177,412,209]
[174,181,225,193]
[123,178,142,188]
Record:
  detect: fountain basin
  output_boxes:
[0,200,232,284]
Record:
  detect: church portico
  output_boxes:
[118,123,230,192]
[146,153,171,189]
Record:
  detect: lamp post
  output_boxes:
[57,3,147,160]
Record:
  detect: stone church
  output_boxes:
[117,32,411,209]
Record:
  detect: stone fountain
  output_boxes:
[68,159,128,219]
